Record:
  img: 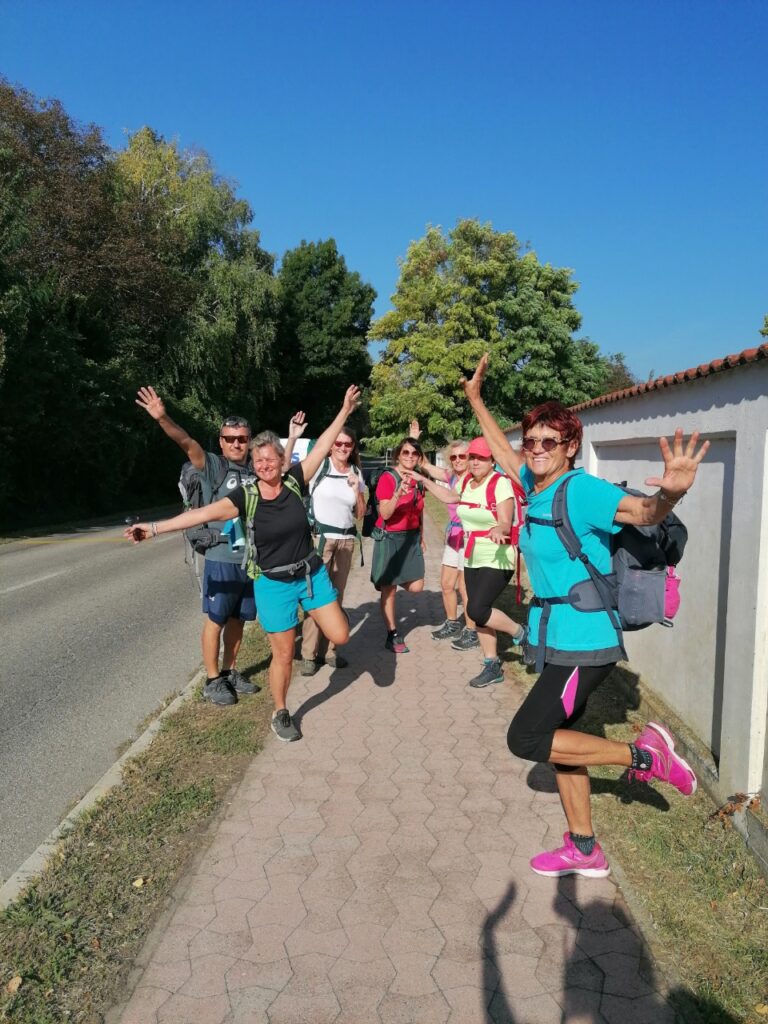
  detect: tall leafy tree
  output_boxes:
[366,219,609,450]
[275,239,374,429]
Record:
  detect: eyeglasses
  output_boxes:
[334,441,354,449]
[449,454,468,462]
[220,434,249,445]
[521,437,570,452]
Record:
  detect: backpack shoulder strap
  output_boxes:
[284,472,304,501]
[310,457,332,496]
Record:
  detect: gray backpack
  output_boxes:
[527,475,687,670]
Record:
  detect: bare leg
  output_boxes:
[201,618,225,677]
[266,628,296,710]
[221,618,245,671]
[440,564,459,620]
[484,606,523,639]
[380,584,397,630]
[305,600,350,649]
[554,769,594,836]
[477,626,498,659]
[549,728,633,768]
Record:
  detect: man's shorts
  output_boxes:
[202,560,257,625]
[441,543,465,570]
[253,564,337,634]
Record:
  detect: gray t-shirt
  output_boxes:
[201,452,255,564]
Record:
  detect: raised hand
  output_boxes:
[341,385,361,417]
[409,418,421,440]
[289,411,307,439]
[460,352,490,402]
[136,386,165,420]
[645,429,710,501]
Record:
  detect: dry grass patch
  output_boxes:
[0,625,273,1024]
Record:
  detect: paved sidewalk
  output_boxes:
[116,513,679,1024]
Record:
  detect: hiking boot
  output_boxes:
[202,676,237,706]
[630,722,697,796]
[468,658,504,688]
[385,632,409,654]
[451,628,480,651]
[530,833,610,878]
[227,668,260,694]
[271,709,300,742]
[431,619,462,641]
[325,654,348,669]
[300,658,321,676]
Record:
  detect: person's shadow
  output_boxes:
[482,881,518,1023]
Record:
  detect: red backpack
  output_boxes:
[457,471,528,601]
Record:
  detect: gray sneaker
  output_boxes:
[325,654,348,669]
[469,659,504,688]
[451,628,480,651]
[300,659,321,676]
[202,676,237,706]
[271,709,300,742]
[431,619,462,641]
[227,668,260,694]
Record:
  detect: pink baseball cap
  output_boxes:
[467,437,493,458]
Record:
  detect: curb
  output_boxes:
[0,668,207,911]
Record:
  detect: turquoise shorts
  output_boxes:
[254,564,337,633]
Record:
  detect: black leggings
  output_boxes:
[464,566,513,628]
[507,662,616,767]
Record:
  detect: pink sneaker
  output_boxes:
[530,833,610,878]
[630,721,697,796]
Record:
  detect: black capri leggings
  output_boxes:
[507,662,616,766]
[464,566,513,627]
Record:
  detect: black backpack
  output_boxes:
[178,455,250,554]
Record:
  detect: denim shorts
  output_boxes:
[202,560,257,624]
[253,564,337,633]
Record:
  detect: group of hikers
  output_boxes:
[127,355,708,880]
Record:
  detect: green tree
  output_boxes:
[275,239,374,429]
[760,314,767,338]
[366,219,609,451]
[598,351,638,394]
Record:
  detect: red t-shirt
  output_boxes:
[376,470,424,532]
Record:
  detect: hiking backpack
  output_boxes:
[457,471,528,601]
[178,455,251,555]
[526,475,688,668]
[240,474,306,581]
[307,457,365,563]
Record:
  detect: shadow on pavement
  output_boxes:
[525,762,671,812]
[482,880,518,1023]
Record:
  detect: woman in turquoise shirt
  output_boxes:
[462,354,709,880]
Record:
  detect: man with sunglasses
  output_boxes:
[136,386,262,706]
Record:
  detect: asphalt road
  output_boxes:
[0,523,207,884]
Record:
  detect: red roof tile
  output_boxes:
[570,343,768,413]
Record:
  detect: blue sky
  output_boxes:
[2,0,766,379]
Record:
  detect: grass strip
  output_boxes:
[424,494,768,1022]
[0,626,273,1024]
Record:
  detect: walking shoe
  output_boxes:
[271,709,300,742]
[300,658,321,676]
[512,623,529,647]
[325,654,348,669]
[451,627,480,651]
[469,658,504,688]
[202,676,237,706]
[630,722,697,796]
[530,833,611,878]
[385,632,409,654]
[431,619,462,641]
[226,668,260,694]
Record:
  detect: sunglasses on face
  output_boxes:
[449,454,468,462]
[521,437,570,452]
[220,434,249,445]
[401,450,419,457]
[334,441,354,449]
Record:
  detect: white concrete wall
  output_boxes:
[506,361,768,799]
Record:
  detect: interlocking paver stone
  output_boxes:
[115,514,681,1024]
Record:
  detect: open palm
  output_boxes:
[645,429,710,499]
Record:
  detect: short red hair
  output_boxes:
[521,402,583,465]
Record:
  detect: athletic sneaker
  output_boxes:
[300,659,321,676]
[431,619,462,641]
[451,627,480,651]
[202,676,237,706]
[630,722,697,796]
[227,668,260,694]
[469,658,504,688]
[325,654,348,669]
[385,632,409,654]
[271,709,300,742]
[530,833,611,878]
